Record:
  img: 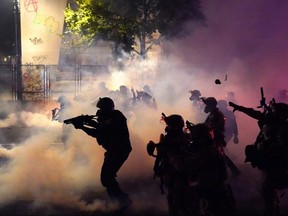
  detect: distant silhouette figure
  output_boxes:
[217,100,239,144]
[52,95,72,148]
[276,89,288,103]
[189,89,206,122]
[52,95,71,122]
[202,97,241,177]
[131,88,157,110]
[225,91,237,104]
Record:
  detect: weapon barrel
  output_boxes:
[63,115,96,125]
[260,87,264,99]
[63,116,78,124]
[258,87,266,108]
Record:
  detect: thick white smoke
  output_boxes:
[1,0,288,215]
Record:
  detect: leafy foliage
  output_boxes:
[64,0,205,59]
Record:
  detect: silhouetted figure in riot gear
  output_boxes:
[52,95,71,122]
[217,100,239,144]
[147,113,191,215]
[147,113,236,216]
[189,89,206,122]
[230,98,288,216]
[131,88,157,109]
[182,123,236,216]
[52,95,72,148]
[225,91,237,106]
[189,90,202,105]
[143,84,154,97]
[202,97,226,152]
[72,97,132,210]
[117,85,133,113]
[202,97,241,177]
[276,89,288,104]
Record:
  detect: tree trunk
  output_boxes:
[140,33,147,60]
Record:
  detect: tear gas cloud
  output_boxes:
[1,0,288,214]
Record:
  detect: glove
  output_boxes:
[228,102,240,112]
[147,141,156,156]
[72,122,84,129]
[233,135,239,144]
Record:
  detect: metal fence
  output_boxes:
[0,64,109,101]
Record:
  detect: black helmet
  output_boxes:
[202,97,217,108]
[119,85,128,93]
[164,114,185,129]
[143,85,151,92]
[269,101,288,121]
[57,95,67,103]
[96,97,115,110]
[189,90,201,97]
[189,123,214,145]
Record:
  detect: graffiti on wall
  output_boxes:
[22,64,44,100]
[29,37,43,45]
[32,55,48,64]
[21,0,67,65]
[33,13,60,34]
[24,0,38,13]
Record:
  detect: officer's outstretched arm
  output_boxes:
[72,122,98,138]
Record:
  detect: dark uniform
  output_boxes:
[73,97,132,207]
[217,100,239,144]
[202,97,241,177]
[202,97,226,153]
[147,115,235,216]
[217,100,241,177]
[147,114,191,216]
[230,99,288,216]
[182,123,236,216]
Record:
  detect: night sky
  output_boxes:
[164,0,288,99]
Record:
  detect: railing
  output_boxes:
[0,64,109,101]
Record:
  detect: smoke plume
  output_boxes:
[1,0,288,215]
